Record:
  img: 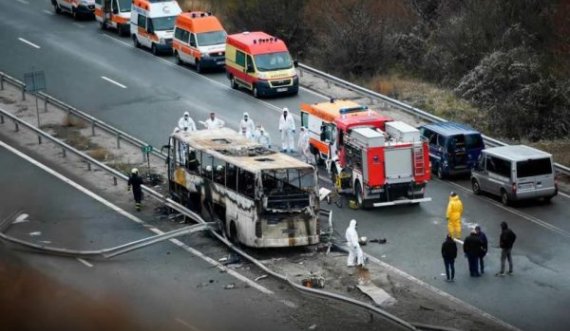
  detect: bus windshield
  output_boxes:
[197,31,227,46]
[254,52,293,72]
[150,16,176,31]
[262,168,315,209]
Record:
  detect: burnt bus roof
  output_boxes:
[173,128,313,172]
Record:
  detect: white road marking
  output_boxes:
[29,231,41,236]
[73,23,84,29]
[101,76,127,89]
[13,213,29,224]
[16,0,29,4]
[443,179,570,239]
[43,9,54,15]
[559,191,570,199]
[454,238,464,245]
[175,318,201,331]
[18,37,40,49]
[0,139,273,295]
[76,258,93,268]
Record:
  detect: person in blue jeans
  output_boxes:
[441,234,457,281]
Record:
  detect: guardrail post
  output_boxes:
[0,76,4,90]
[44,99,48,112]
[116,133,121,149]
[113,177,117,186]
[14,121,19,132]
[38,135,42,144]
[62,147,66,158]
[0,115,4,124]
[91,121,96,137]
[87,162,91,171]
[21,87,25,101]
[299,69,303,78]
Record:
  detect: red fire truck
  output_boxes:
[301,100,431,208]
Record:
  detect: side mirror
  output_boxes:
[112,8,118,14]
[247,64,255,73]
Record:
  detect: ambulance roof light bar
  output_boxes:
[339,106,368,115]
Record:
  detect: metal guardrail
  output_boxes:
[298,63,570,176]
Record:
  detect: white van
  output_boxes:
[130,0,181,55]
[471,145,558,205]
[52,0,96,19]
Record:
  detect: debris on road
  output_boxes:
[224,283,236,290]
[370,238,388,244]
[301,275,325,289]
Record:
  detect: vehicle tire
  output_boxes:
[132,35,140,48]
[99,20,106,30]
[472,179,481,195]
[72,8,79,21]
[253,85,260,98]
[151,43,158,56]
[195,61,202,73]
[230,76,238,89]
[174,51,182,65]
[54,3,62,14]
[500,189,510,206]
[331,166,338,186]
[437,165,445,180]
[355,181,364,209]
[542,196,552,204]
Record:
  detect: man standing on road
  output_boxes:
[178,111,196,132]
[463,229,483,277]
[475,225,488,274]
[496,221,517,277]
[203,112,225,129]
[441,234,458,282]
[127,168,143,211]
[446,192,463,239]
[278,107,296,153]
[345,219,364,267]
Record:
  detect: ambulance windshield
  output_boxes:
[150,16,176,31]
[197,31,227,46]
[254,52,293,72]
[118,0,130,12]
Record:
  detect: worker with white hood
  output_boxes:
[178,111,196,132]
[255,125,272,149]
[297,127,312,164]
[278,107,296,152]
[345,219,364,267]
[239,112,255,138]
[203,112,225,130]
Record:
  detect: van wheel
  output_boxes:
[54,3,62,14]
[99,21,106,30]
[253,86,260,98]
[174,51,182,65]
[195,61,202,73]
[500,190,510,206]
[151,43,158,55]
[72,8,79,20]
[472,179,481,195]
[437,165,445,180]
[132,35,140,48]
[355,181,364,209]
[230,76,238,89]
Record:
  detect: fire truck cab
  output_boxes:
[95,0,131,36]
[301,100,431,208]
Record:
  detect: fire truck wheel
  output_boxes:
[355,182,364,209]
[472,179,481,195]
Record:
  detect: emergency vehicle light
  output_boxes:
[339,106,368,115]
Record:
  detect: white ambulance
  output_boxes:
[130,0,181,55]
[52,0,96,20]
[95,0,132,36]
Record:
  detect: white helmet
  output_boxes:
[206,165,212,172]
[131,168,139,174]
[216,165,224,171]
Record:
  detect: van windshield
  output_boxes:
[197,31,226,46]
[254,52,293,72]
[118,0,131,12]
[150,16,176,31]
[517,158,552,177]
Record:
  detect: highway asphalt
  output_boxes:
[1,1,570,330]
[0,140,406,331]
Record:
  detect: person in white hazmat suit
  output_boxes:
[239,112,255,139]
[178,111,196,132]
[203,112,225,129]
[297,127,312,164]
[345,219,364,267]
[278,107,296,152]
[255,125,272,148]
[171,127,187,165]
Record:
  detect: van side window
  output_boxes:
[174,28,183,41]
[137,15,147,29]
[182,30,190,44]
[189,33,196,47]
[236,51,246,67]
[488,156,510,177]
[246,55,254,72]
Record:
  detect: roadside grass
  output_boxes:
[62,113,88,129]
[0,95,16,104]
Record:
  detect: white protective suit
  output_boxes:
[297,127,312,164]
[178,111,196,132]
[255,127,272,148]
[239,112,255,139]
[171,127,186,164]
[345,219,364,267]
[204,115,225,130]
[278,108,296,152]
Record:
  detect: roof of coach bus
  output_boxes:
[176,12,224,33]
[227,31,288,55]
[173,128,312,172]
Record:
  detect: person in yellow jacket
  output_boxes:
[446,192,463,239]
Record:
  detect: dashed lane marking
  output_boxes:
[73,22,84,29]
[559,191,570,199]
[18,37,40,49]
[175,318,201,331]
[16,0,29,4]
[0,139,273,295]
[76,258,93,268]
[101,76,127,89]
[42,9,54,15]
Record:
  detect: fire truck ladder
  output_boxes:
[413,145,425,176]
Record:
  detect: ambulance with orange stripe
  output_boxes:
[172,12,227,73]
[52,0,96,19]
[130,0,181,55]
[95,0,131,36]
[226,32,298,98]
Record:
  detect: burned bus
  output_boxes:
[167,128,320,248]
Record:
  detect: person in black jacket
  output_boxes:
[496,221,517,276]
[475,225,488,274]
[463,229,483,277]
[127,168,144,211]
[441,234,458,281]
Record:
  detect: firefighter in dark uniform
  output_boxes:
[127,168,144,211]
